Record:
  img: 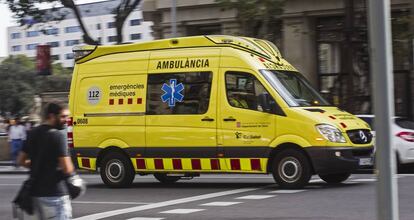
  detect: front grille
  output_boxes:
[346,129,373,144]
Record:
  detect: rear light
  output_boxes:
[396,132,414,142]
[67,117,74,148]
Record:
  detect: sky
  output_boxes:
[0,0,106,57]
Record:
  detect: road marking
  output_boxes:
[235,195,275,200]
[200,201,243,206]
[309,179,324,183]
[160,209,205,214]
[73,187,262,220]
[73,201,152,205]
[398,174,414,177]
[351,178,377,182]
[0,183,21,186]
[268,190,306,194]
[126,218,164,220]
[0,175,28,179]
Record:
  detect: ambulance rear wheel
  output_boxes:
[319,173,351,184]
[100,152,135,188]
[154,174,180,184]
[272,149,312,189]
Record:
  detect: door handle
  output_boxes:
[223,117,236,122]
[201,117,214,122]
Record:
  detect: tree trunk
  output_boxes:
[115,0,142,44]
[115,18,125,44]
[61,0,98,45]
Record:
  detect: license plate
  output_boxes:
[359,158,373,166]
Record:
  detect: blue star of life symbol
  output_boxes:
[161,79,184,107]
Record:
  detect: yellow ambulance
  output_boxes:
[68,35,373,189]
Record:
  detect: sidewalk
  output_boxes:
[0,161,28,174]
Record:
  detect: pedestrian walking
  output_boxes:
[16,103,76,219]
[8,117,26,166]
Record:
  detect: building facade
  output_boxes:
[142,0,413,117]
[7,0,153,67]
[142,0,239,39]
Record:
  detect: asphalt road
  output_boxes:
[1,173,414,220]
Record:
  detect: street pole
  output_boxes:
[367,1,399,220]
[171,0,177,37]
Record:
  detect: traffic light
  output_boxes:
[36,45,52,75]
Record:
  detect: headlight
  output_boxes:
[315,124,346,143]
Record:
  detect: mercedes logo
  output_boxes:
[359,130,368,143]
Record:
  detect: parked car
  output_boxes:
[357,115,414,167]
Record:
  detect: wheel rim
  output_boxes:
[105,159,124,183]
[278,156,302,183]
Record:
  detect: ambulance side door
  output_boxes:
[145,50,219,170]
[218,69,276,171]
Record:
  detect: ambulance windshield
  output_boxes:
[261,70,330,107]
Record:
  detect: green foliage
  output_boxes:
[52,63,73,75]
[0,55,71,116]
[215,0,285,42]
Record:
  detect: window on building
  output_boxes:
[225,71,274,112]
[97,37,102,44]
[107,36,117,42]
[130,33,141,40]
[65,53,74,60]
[51,55,60,61]
[65,40,80,46]
[146,72,212,115]
[130,19,141,26]
[65,26,80,33]
[107,22,115,28]
[26,43,38,50]
[96,23,101,30]
[45,28,59,35]
[11,45,21,52]
[11,33,21,39]
[26,31,39,37]
[47,41,60,48]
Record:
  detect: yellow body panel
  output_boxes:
[69,35,372,176]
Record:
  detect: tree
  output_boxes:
[0,55,71,116]
[114,0,142,43]
[6,0,142,45]
[0,55,36,116]
[215,0,285,42]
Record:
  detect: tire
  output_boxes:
[153,173,180,184]
[271,149,312,189]
[319,173,351,184]
[100,151,135,188]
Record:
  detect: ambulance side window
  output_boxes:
[147,72,212,115]
[225,71,275,113]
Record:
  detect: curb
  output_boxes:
[0,161,13,166]
[0,167,28,174]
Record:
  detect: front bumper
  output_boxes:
[305,146,374,175]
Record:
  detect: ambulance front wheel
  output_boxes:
[319,173,351,184]
[100,152,135,188]
[272,149,312,189]
[153,174,180,184]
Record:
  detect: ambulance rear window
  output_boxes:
[146,72,212,115]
